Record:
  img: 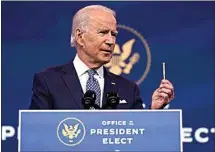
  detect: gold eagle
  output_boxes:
[62,123,81,143]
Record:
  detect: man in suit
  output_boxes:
[29,5,174,109]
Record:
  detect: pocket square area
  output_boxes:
[119,99,127,104]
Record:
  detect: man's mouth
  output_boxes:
[102,49,112,53]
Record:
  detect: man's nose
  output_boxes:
[105,33,115,46]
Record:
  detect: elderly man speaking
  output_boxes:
[29,5,174,109]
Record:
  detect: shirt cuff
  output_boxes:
[149,104,170,109]
[163,104,170,109]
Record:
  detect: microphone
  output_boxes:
[82,90,99,109]
[103,92,120,109]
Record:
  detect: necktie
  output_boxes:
[86,69,101,107]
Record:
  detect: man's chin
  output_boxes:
[100,60,110,66]
[100,56,112,64]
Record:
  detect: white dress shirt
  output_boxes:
[73,54,104,107]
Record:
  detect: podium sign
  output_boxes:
[19,110,182,152]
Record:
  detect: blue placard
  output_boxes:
[19,110,182,152]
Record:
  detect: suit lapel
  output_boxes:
[60,62,118,108]
[103,67,119,106]
[61,62,84,108]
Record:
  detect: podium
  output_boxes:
[18,110,182,152]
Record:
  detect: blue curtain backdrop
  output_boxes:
[2,1,214,152]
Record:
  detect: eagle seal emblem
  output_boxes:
[105,24,151,85]
[57,117,86,146]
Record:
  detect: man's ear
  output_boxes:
[75,29,84,47]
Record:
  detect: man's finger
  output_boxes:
[159,88,173,97]
[160,83,174,90]
[158,92,169,99]
[161,79,172,85]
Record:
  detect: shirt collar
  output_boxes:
[73,54,104,78]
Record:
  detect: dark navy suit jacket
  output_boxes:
[29,61,143,109]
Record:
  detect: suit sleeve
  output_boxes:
[29,73,52,109]
[131,84,144,109]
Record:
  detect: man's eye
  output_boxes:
[112,33,117,37]
[99,31,108,34]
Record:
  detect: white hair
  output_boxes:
[70,5,116,47]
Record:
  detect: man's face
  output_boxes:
[77,10,118,68]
